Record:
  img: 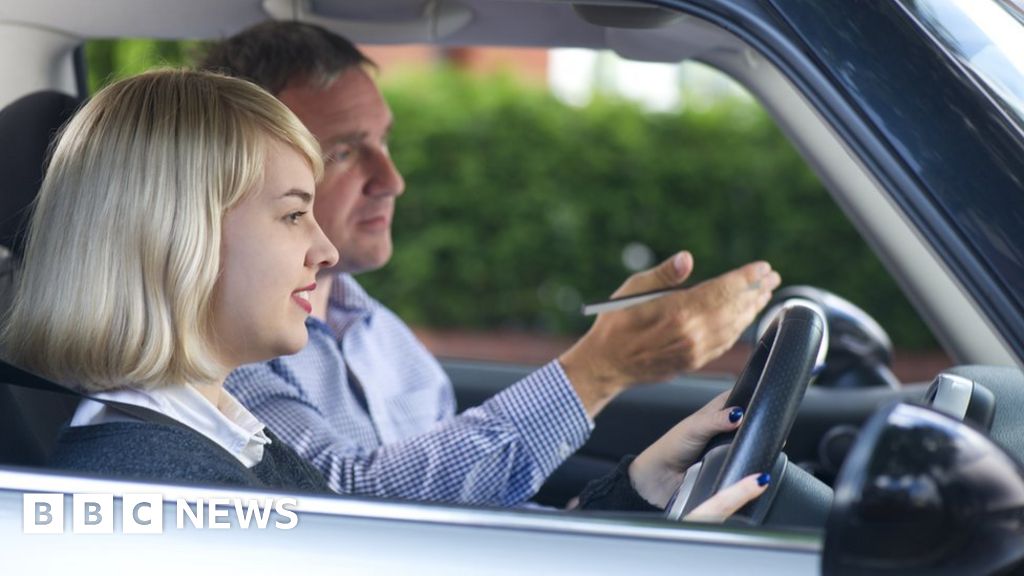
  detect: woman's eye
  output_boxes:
[286,211,307,224]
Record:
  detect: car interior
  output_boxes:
[0,90,82,466]
[2,1,1024,572]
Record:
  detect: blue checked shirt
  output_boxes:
[226,274,593,506]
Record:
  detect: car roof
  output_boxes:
[1,0,741,72]
[1,0,630,49]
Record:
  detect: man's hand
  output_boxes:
[559,251,780,416]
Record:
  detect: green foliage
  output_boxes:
[83,41,936,348]
[85,39,207,92]
[367,68,935,348]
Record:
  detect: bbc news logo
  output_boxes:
[23,493,299,534]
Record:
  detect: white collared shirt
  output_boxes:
[69,384,271,468]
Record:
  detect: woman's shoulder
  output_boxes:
[258,428,330,492]
[49,421,260,487]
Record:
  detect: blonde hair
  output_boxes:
[1,69,323,392]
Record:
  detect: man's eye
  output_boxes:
[325,147,353,164]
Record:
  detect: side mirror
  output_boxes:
[823,402,1024,575]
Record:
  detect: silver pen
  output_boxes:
[582,278,765,316]
[580,285,687,316]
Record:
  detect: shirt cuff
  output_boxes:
[575,455,661,513]
[490,360,594,476]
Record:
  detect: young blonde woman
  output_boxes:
[1,69,765,518]
[2,69,338,487]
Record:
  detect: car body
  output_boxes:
[1,0,1023,574]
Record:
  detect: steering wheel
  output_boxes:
[668,299,827,523]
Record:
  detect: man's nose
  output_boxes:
[364,146,405,198]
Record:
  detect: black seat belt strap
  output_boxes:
[0,359,252,471]
[0,358,188,429]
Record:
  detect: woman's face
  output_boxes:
[211,139,339,369]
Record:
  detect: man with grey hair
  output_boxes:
[205,21,780,506]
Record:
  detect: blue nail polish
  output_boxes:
[728,407,744,423]
[757,472,771,487]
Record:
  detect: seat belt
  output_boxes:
[0,358,190,430]
[0,358,249,468]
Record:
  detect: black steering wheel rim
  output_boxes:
[679,299,826,522]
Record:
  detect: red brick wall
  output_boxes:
[359,44,548,82]
[444,47,549,83]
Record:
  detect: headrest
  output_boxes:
[0,91,81,258]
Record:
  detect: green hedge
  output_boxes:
[84,42,936,349]
[85,39,204,93]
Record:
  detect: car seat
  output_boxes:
[0,90,82,466]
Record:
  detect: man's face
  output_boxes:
[278,67,405,275]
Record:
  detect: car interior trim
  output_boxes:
[928,373,974,421]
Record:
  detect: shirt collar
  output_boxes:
[329,273,379,314]
[323,273,380,337]
[71,384,271,468]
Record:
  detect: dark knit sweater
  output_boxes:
[49,422,329,492]
[576,455,660,513]
[49,422,654,511]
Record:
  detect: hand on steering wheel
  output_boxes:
[628,390,772,522]
[628,390,744,508]
[670,300,826,523]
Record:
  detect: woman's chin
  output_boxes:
[278,331,309,357]
[232,330,309,366]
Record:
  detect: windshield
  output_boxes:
[901,0,1024,129]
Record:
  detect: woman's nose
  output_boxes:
[308,221,339,270]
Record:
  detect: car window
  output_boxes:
[371,48,949,381]
[82,40,949,382]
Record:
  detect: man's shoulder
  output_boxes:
[225,356,307,401]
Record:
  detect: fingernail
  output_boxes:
[757,472,771,487]
[673,252,691,275]
[755,262,770,277]
[728,407,744,423]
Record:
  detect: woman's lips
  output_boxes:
[292,283,316,314]
[292,293,313,314]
